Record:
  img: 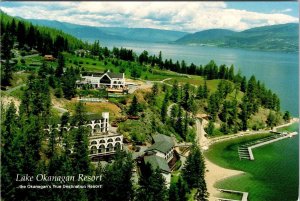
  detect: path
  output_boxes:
[52,105,68,114]
[4,84,26,94]
[149,77,173,87]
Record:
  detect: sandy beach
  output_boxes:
[205,158,244,201]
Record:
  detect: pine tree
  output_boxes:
[136,163,168,201]
[128,95,139,116]
[161,91,169,123]
[55,52,65,77]
[170,80,179,103]
[1,32,14,86]
[181,83,190,110]
[182,145,208,201]
[205,120,215,136]
[283,111,291,122]
[101,150,134,201]
[169,176,189,201]
[175,107,184,138]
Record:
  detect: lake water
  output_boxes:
[99,39,299,116]
[205,123,299,201]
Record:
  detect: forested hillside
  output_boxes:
[175,23,299,52]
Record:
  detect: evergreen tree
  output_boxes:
[161,91,169,123]
[266,111,277,129]
[181,83,190,110]
[175,106,184,138]
[170,80,179,103]
[128,95,139,116]
[182,145,208,200]
[207,93,220,122]
[169,176,189,201]
[1,32,14,86]
[283,111,291,122]
[205,120,215,136]
[136,163,168,201]
[203,80,209,99]
[72,103,90,175]
[55,52,65,77]
[196,85,204,99]
[101,150,134,201]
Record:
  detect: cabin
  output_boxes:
[77,70,126,91]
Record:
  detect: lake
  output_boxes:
[99,39,299,116]
[204,123,299,201]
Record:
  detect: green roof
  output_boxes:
[146,134,174,154]
[144,155,171,173]
[107,72,123,79]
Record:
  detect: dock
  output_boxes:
[238,131,297,160]
[217,189,248,201]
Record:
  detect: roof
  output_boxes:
[107,72,123,79]
[145,134,174,154]
[144,155,171,173]
[81,71,123,79]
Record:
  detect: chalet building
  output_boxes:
[45,112,123,157]
[143,134,175,187]
[77,70,126,90]
[145,134,175,162]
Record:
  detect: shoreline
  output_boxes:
[203,118,299,200]
[205,157,244,201]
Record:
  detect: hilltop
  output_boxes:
[28,19,188,43]
[175,23,299,52]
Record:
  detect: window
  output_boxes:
[91,141,97,145]
[98,145,105,153]
[106,143,113,152]
[90,146,97,154]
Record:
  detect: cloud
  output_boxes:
[271,8,293,13]
[0,2,298,32]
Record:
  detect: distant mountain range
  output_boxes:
[28,18,298,52]
[28,19,187,43]
[175,23,299,52]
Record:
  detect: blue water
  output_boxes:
[99,39,299,116]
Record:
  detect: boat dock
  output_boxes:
[217,189,248,201]
[238,131,298,160]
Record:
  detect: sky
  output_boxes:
[0,1,298,32]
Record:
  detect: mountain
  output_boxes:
[28,19,188,43]
[175,23,299,52]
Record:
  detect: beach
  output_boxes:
[205,158,244,201]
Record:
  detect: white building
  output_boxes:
[77,70,125,89]
[45,112,123,157]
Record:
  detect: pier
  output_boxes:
[238,131,298,160]
[217,189,248,201]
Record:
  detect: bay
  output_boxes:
[99,39,299,116]
[204,123,299,201]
